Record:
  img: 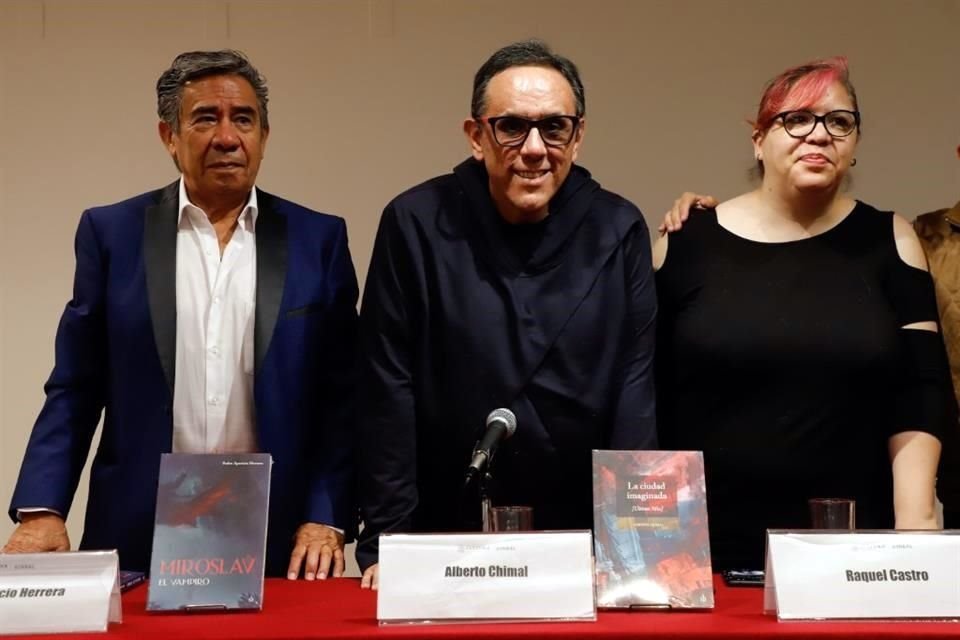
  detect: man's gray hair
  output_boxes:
[156,50,269,131]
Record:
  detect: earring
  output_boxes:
[850,158,857,167]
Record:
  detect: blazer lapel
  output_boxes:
[254,190,287,372]
[143,182,179,396]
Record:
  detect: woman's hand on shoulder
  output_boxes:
[658,192,718,234]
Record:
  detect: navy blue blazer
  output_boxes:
[8,182,359,576]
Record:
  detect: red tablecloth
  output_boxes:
[7,576,957,639]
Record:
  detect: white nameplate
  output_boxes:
[766,530,960,620]
[0,550,121,634]
[377,531,596,623]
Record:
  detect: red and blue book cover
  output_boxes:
[147,453,272,611]
[592,450,714,609]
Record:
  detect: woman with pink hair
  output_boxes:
[653,58,951,570]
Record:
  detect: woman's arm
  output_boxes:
[889,430,942,529]
[888,213,945,529]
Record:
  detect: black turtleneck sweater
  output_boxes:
[356,159,658,569]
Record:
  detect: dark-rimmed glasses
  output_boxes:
[478,115,581,148]
[775,110,860,138]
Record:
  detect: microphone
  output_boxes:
[464,408,517,487]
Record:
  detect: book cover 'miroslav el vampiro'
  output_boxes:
[147,453,272,611]
[593,450,714,609]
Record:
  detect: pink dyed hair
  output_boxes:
[753,57,859,133]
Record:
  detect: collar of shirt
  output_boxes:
[177,177,259,231]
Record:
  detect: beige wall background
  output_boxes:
[1,0,958,577]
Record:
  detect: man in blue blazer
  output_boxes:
[4,50,358,580]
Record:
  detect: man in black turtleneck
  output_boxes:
[356,40,658,588]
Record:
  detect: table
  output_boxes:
[6,576,957,639]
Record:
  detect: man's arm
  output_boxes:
[913,210,960,527]
[608,220,658,450]
[6,210,109,550]
[289,218,359,580]
[356,205,419,581]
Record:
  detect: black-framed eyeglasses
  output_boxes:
[478,115,581,148]
[774,110,860,138]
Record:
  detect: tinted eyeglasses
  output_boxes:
[478,115,581,148]
[774,110,860,138]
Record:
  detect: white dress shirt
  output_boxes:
[172,178,259,454]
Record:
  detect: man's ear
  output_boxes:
[463,118,484,162]
[260,126,270,158]
[159,121,176,158]
[158,120,182,171]
[570,118,586,163]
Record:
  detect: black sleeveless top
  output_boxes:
[655,201,944,570]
